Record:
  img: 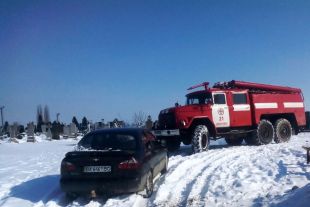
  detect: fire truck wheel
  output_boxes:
[274,118,292,143]
[181,136,191,145]
[225,137,243,146]
[192,125,210,153]
[166,139,181,151]
[245,120,274,145]
[257,119,274,144]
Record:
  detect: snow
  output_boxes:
[0,134,83,144]
[0,134,310,207]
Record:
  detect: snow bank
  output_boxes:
[0,134,309,206]
[271,183,310,207]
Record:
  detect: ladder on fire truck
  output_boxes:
[213,80,302,94]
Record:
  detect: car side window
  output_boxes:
[213,93,226,104]
[78,134,93,149]
[233,93,247,104]
[144,141,153,156]
[143,131,155,156]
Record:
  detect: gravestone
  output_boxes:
[69,123,78,138]
[9,124,18,139]
[41,125,47,134]
[27,122,35,142]
[51,122,61,140]
[109,120,121,128]
[63,125,70,139]
[46,128,52,140]
[94,122,104,130]
[46,124,52,140]
[9,124,19,143]
[13,123,19,137]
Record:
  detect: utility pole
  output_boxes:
[0,106,4,129]
[56,113,60,123]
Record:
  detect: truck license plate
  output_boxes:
[84,166,111,173]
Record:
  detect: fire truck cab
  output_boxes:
[154,80,308,153]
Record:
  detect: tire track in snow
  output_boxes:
[151,142,302,207]
[209,146,280,206]
[187,147,255,207]
[191,147,260,206]
[191,142,309,207]
[152,149,237,206]
[186,148,249,206]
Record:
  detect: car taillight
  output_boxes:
[61,161,76,172]
[118,157,140,170]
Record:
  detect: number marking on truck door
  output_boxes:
[212,93,230,127]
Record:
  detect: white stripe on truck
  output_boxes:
[233,104,251,111]
[283,102,304,108]
[254,103,278,109]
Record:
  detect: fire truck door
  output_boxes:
[230,92,252,127]
[212,93,230,127]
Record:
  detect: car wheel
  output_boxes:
[161,155,168,174]
[143,171,154,198]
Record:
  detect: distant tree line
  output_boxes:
[72,116,89,132]
[0,107,154,138]
[36,105,51,133]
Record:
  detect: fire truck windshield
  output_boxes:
[186,93,212,105]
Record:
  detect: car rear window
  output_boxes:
[78,132,138,151]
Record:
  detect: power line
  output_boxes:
[0,106,4,129]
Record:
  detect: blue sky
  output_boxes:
[1,0,310,124]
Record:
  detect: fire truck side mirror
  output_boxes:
[207,99,213,105]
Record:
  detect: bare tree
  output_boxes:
[36,105,43,123]
[132,111,147,128]
[36,105,44,132]
[44,105,50,123]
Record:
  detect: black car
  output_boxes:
[60,128,168,198]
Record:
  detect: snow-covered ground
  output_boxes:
[0,134,310,207]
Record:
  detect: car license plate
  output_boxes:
[84,166,111,173]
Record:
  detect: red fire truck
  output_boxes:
[153,80,309,153]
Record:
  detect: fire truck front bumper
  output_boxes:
[153,129,180,136]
